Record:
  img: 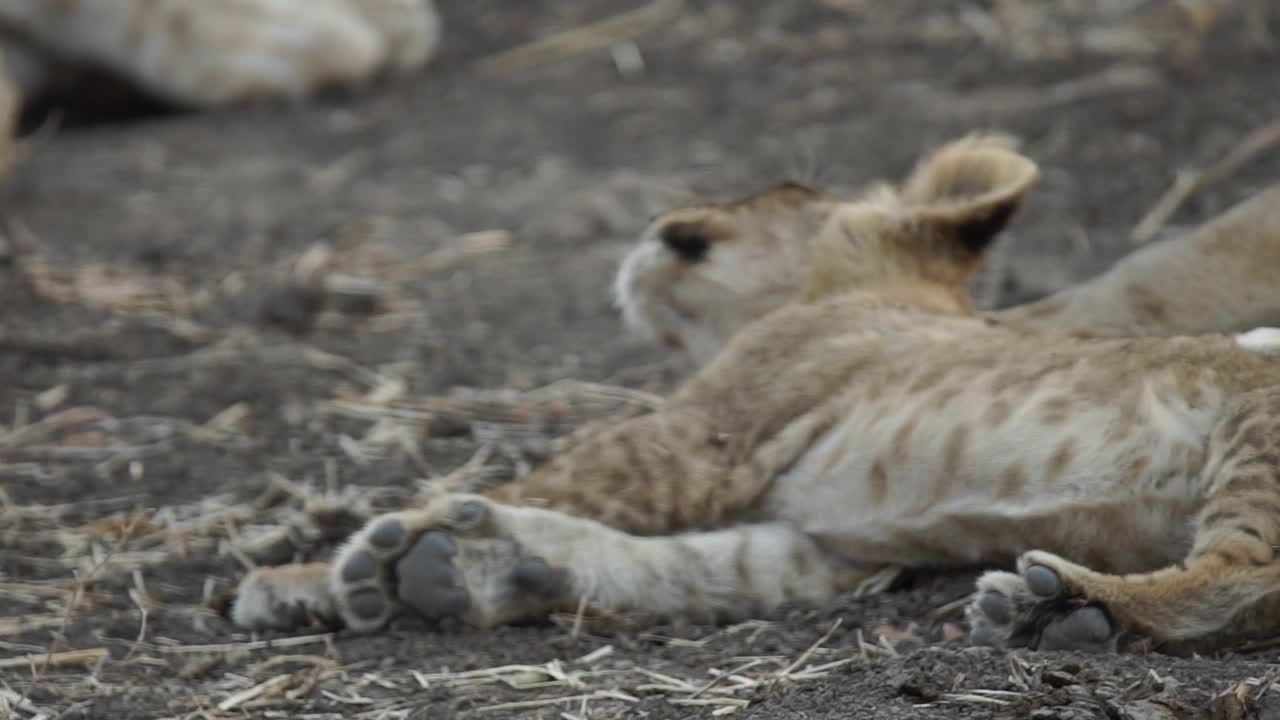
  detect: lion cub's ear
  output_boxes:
[901,133,1040,256]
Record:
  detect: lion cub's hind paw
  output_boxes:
[967,563,1115,653]
[330,496,573,633]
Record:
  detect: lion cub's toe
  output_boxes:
[967,560,1116,653]
[967,570,1024,648]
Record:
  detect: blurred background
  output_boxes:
[6,1,1280,391]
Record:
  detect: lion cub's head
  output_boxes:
[613,181,837,366]
[614,133,1039,366]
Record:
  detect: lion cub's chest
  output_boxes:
[759,342,1223,571]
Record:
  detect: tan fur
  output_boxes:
[0,0,439,185]
[995,185,1280,338]
[0,52,18,180]
[614,134,1280,367]
[228,134,1280,655]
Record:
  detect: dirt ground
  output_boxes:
[4,2,1280,718]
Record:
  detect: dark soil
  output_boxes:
[3,2,1280,719]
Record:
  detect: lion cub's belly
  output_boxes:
[762,379,1220,574]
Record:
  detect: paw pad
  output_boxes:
[969,622,1000,647]
[967,561,1115,653]
[1024,564,1061,597]
[1038,606,1113,652]
[368,519,405,549]
[348,589,387,620]
[394,530,470,618]
[454,500,487,527]
[341,552,378,582]
[976,591,1011,625]
[512,558,555,595]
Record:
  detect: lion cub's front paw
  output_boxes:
[225,562,340,632]
[330,495,575,633]
[966,553,1116,653]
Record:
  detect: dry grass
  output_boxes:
[474,0,688,77]
[0,235,891,717]
[0,208,672,716]
[0,224,676,716]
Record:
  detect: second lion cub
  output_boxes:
[230,134,1280,655]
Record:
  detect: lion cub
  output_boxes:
[0,0,439,107]
[0,0,440,184]
[615,135,1280,368]
[229,134,1280,656]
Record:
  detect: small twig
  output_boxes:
[154,633,336,654]
[0,407,108,449]
[412,231,513,275]
[1132,114,1280,243]
[217,673,294,710]
[570,591,590,640]
[776,618,842,679]
[934,691,1015,707]
[474,690,637,714]
[122,571,152,663]
[0,647,108,670]
[574,645,614,665]
[475,0,686,76]
[689,658,768,700]
[0,614,65,637]
[929,593,976,620]
[0,442,170,463]
[667,697,750,710]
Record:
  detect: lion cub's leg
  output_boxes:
[968,387,1280,653]
[229,402,844,631]
[232,493,857,632]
